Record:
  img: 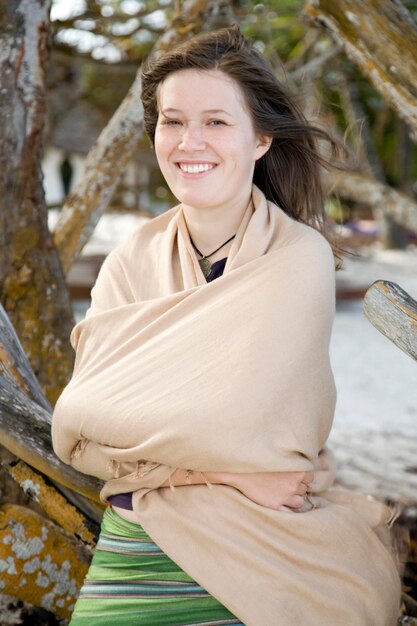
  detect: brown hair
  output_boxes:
[141,24,342,236]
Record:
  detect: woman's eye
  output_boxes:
[208,120,226,126]
[163,119,181,126]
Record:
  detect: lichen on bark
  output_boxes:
[0,0,74,404]
[0,504,90,618]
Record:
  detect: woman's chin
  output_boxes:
[175,192,219,211]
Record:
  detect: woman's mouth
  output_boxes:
[177,163,217,174]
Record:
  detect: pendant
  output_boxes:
[199,257,212,278]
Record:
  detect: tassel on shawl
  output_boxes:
[70,438,89,460]
[200,471,213,489]
[387,501,402,527]
[166,468,213,491]
[134,460,160,479]
[168,471,175,492]
[106,458,121,478]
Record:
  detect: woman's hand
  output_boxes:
[216,470,314,511]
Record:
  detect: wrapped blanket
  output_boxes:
[52,185,400,625]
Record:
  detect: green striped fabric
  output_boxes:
[69,506,244,625]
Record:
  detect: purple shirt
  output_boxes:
[107,257,227,510]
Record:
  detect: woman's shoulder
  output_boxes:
[273,207,335,270]
[257,188,334,268]
[269,216,336,304]
[88,205,180,309]
[292,220,334,258]
[111,204,180,266]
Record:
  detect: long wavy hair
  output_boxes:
[141,24,341,241]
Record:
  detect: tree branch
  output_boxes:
[303,0,417,141]
[324,168,417,234]
[288,43,342,81]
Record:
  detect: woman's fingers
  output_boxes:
[296,482,308,496]
[286,494,306,509]
[300,470,314,485]
[228,470,315,511]
[288,471,314,493]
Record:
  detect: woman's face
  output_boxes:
[154,69,271,213]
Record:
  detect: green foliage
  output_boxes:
[240,0,306,66]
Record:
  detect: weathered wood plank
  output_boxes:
[364,280,417,361]
[0,504,90,619]
[6,461,98,548]
[0,376,103,504]
[0,305,51,412]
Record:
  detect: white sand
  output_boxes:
[330,249,417,503]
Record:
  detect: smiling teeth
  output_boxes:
[179,163,214,173]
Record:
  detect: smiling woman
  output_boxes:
[153,69,271,244]
[52,24,401,626]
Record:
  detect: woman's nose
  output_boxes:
[178,124,206,151]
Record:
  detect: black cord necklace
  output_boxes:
[189,233,236,278]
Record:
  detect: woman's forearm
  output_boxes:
[159,468,314,511]
[159,468,230,488]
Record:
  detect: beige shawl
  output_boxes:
[52,185,400,625]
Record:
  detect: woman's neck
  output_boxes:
[182,195,251,263]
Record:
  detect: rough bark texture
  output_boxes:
[364,280,417,361]
[53,0,235,274]
[303,0,417,141]
[0,0,74,404]
[0,504,90,619]
[324,169,417,234]
[6,461,98,548]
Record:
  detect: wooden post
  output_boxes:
[364,280,417,361]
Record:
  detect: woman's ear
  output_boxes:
[255,136,272,160]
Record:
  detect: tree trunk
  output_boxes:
[0,0,74,404]
[303,0,417,141]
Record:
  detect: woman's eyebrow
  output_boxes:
[161,108,233,117]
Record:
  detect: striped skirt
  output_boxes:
[69,506,244,625]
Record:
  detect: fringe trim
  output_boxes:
[106,458,121,478]
[168,469,213,490]
[387,501,402,527]
[200,471,213,489]
[70,438,89,460]
[134,460,160,479]
[168,469,176,492]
